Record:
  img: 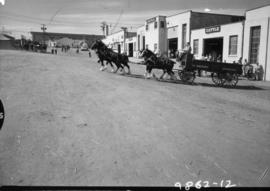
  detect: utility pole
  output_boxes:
[41,24,47,44]
[121,27,127,54]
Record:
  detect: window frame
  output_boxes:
[154,21,158,29]
[193,39,199,56]
[228,35,238,56]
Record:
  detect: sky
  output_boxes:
[1,0,270,38]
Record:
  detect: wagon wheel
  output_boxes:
[222,73,239,88]
[179,71,195,83]
[178,70,183,80]
[211,73,225,86]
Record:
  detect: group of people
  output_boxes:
[61,45,70,52]
[242,59,264,81]
[200,54,222,62]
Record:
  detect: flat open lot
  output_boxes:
[0,49,270,186]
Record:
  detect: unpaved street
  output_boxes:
[0,50,270,186]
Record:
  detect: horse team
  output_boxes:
[91,40,177,80]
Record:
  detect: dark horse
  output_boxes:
[91,40,130,74]
[139,49,176,79]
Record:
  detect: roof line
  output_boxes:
[191,11,245,17]
[246,3,270,12]
[166,10,191,18]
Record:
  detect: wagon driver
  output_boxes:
[177,42,192,65]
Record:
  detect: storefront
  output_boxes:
[191,22,244,63]
[125,36,136,57]
[167,26,178,58]
[102,29,136,54]
[166,11,244,55]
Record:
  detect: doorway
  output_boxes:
[117,44,121,53]
[128,43,133,57]
[142,36,145,50]
[203,37,223,61]
[168,38,178,58]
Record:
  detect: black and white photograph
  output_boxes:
[0,0,270,189]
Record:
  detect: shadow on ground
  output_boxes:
[104,71,265,91]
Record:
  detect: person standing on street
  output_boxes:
[89,50,92,57]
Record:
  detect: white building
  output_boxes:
[136,25,146,53]
[243,5,270,81]
[144,16,167,54]
[133,11,244,58]
[191,22,244,63]
[102,30,125,53]
[102,28,136,54]
[166,11,244,58]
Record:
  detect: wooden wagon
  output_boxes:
[175,53,243,88]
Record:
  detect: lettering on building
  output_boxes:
[205,26,221,34]
[146,17,156,24]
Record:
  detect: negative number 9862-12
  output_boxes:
[174,180,237,190]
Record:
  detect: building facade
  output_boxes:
[102,28,136,55]
[144,16,167,54]
[191,22,244,63]
[136,25,146,53]
[243,5,270,81]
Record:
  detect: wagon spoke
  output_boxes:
[222,73,239,88]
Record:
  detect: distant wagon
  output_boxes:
[80,42,89,51]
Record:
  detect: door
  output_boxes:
[128,43,133,57]
[118,44,121,53]
[143,36,145,50]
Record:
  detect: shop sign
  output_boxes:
[146,17,156,24]
[205,26,221,34]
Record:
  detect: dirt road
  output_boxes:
[0,50,269,186]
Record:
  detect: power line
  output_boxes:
[0,11,142,27]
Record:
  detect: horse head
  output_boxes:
[140,49,155,59]
[91,40,106,50]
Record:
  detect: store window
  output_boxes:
[193,39,199,55]
[182,23,187,49]
[229,35,238,55]
[154,43,157,51]
[160,21,165,28]
[137,35,140,50]
[249,26,261,64]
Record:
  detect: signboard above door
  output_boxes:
[146,17,156,24]
[205,26,221,34]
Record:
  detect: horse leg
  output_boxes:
[144,69,148,78]
[125,64,131,74]
[100,60,104,71]
[102,61,108,71]
[114,64,120,73]
[145,64,152,79]
[170,71,177,80]
[109,62,115,72]
[120,65,125,74]
[160,70,166,80]
[147,68,153,79]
